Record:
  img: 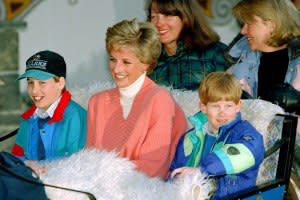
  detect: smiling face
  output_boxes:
[240,15,275,52]
[109,47,149,88]
[200,100,241,133]
[27,77,65,110]
[150,2,184,54]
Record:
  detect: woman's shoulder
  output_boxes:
[195,41,228,57]
[67,100,87,113]
[234,119,262,137]
[60,100,87,121]
[89,88,118,101]
[224,34,255,64]
[143,79,177,104]
[144,78,172,97]
[288,37,300,60]
[226,34,250,55]
[208,41,228,50]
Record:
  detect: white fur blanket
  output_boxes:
[41,149,213,200]
[40,81,285,199]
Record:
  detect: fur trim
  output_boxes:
[41,149,212,200]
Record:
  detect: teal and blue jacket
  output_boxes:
[11,90,87,161]
[170,111,264,199]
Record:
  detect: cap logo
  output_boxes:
[26,54,48,71]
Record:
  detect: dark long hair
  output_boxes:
[146,0,220,51]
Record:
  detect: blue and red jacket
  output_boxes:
[11,90,87,161]
[170,111,264,199]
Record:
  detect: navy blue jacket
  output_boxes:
[170,112,265,199]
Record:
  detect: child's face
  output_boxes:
[200,100,241,133]
[27,77,65,110]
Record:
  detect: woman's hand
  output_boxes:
[239,78,253,96]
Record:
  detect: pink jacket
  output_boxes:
[87,77,187,178]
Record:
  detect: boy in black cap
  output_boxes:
[11,50,87,174]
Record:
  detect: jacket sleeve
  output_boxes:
[11,144,25,158]
[169,132,190,171]
[63,103,87,154]
[11,122,27,160]
[200,122,264,176]
[148,65,169,86]
[134,90,187,178]
[86,94,98,147]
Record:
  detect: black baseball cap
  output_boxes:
[17,50,66,80]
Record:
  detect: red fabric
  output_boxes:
[49,90,71,123]
[11,144,24,157]
[21,105,36,120]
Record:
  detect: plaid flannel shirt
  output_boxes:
[149,40,229,90]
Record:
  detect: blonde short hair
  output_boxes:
[105,18,161,72]
[233,0,300,47]
[199,72,242,105]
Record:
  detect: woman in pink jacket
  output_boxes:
[86,18,187,178]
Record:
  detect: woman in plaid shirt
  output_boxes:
[146,0,229,90]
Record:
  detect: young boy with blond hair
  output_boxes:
[170,72,264,199]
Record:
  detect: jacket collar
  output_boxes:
[160,40,186,60]
[225,35,300,63]
[21,90,72,124]
[218,112,242,139]
[288,37,300,60]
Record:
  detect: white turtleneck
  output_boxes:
[119,72,146,118]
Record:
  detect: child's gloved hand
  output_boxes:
[24,160,48,175]
[170,167,200,180]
